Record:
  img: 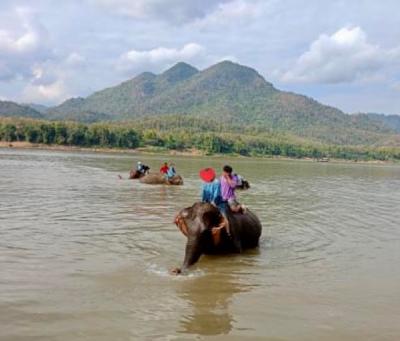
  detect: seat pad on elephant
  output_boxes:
[139,173,184,185]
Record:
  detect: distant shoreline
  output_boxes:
[0,141,203,156]
[0,141,395,165]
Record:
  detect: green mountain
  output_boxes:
[0,101,43,119]
[47,61,399,146]
[47,97,113,122]
[25,103,49,114]
[353,113,400,133]
[49,62,200,119]
[49,61,274,120]
[1,61,399,147]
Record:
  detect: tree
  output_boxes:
[1,123,17,141]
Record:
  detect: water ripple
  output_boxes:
[1,149,400,339]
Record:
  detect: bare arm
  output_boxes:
[224,174,237,188]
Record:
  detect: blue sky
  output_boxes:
[0,0,399,114]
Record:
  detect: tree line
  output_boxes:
[0,117,399,161]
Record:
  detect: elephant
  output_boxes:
[129,169,144,179]
[129,165,150,179]
[172,202,262,274]
[236,179,250,190]
[139,173,184,185]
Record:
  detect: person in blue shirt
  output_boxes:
[166,163,176,179]
[164,162,177,184]
[201,171,224,211]
[199,167,230,238]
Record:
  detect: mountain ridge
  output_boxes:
[1,60,399,147]
[0,101,43,119]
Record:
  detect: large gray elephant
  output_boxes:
[172,202,262,274]
[139,173,184,185]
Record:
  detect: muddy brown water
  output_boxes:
[1,149,400,340]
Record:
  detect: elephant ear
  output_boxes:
[181,206,196,220]
[181,208,190,218]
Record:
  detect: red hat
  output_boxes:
[199,168,216,182]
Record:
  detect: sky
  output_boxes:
[0,0,399,115]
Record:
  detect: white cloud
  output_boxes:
[280,26,400,84]
[193,0,262,27]
[0,7,54,81]
[391,82,400,92]
[88,0,233,24]
[21,79,69,103]
[65,52,86,66]
[31,65,58,86]
[20,52,89,103]
[0,8,40,54]
[116,43,205,74]
[0,7,88,103]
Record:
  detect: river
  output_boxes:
[1,148,399,340]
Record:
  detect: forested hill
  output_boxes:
[0,101,43,119]
[352,113,400,134]
[46,60,400,146]
[49,61,333,127]
[49,62,201,120]
[0,61,399,147]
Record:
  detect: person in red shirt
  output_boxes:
[160,162,169,174]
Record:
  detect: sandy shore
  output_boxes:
[0,141,206,156]
[0,141,395,164]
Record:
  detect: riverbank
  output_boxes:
[0,141,205,156]
[1,141,396,165]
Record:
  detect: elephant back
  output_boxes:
[227,210,262,249]
[140,173,165,184]
[139,173,184,185]
[169,175,184,185]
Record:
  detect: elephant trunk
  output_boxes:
[180,235,203,273]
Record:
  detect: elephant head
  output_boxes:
[172,202,225,274]
[241,179,250,190]
[129,170,142,179]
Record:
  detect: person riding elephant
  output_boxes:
[129,161,150,179]
[199,167,229,241]
[166,163,177,180]
[234,173,250,190]
[137,161,150,175]
[160,162,169,174]
[220,165,246,214]
[172,202,262,274]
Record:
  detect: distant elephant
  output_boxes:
[129,169,144,179]
[129,165,150,179]
[236,179,250,190]
[172,202,262,274]
[139,173,184,185]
